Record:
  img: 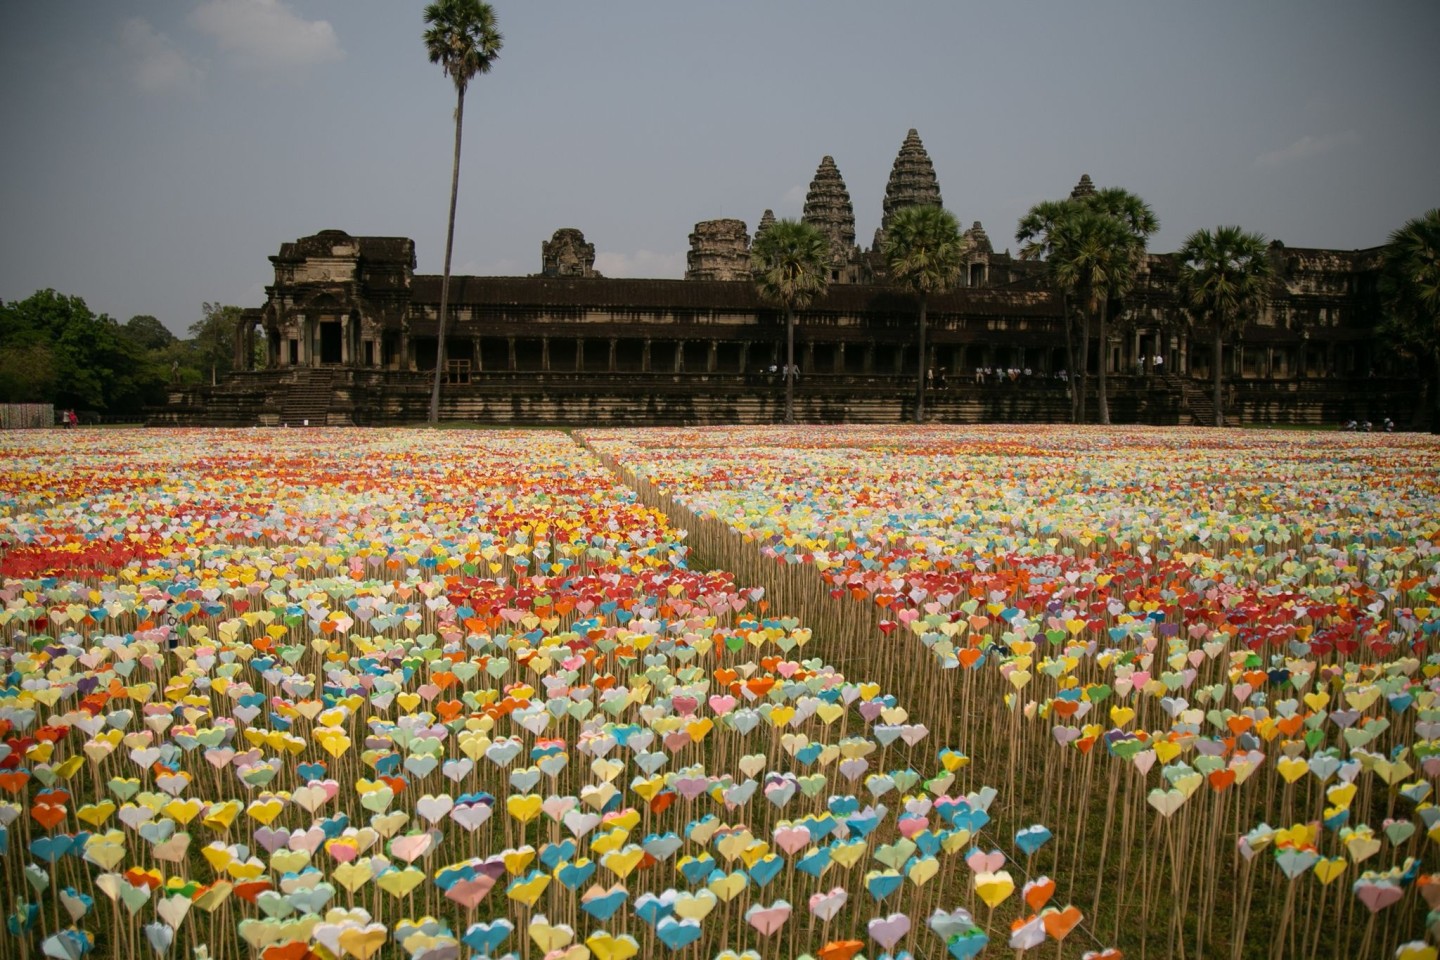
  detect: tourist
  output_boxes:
[1384,417,1395,432]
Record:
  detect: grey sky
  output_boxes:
[1,2,1436,336]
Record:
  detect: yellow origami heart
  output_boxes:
[586,931,639,960]
[975,870,1016,908]
[376,867,425,898]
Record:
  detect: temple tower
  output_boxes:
[1070,174,1097,200]
[685,219,751,281]
[754,209,776,247]
[880,129,943,236]
[539,228,599,278]
[802,156,857,264]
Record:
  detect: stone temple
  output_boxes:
[158,129,1414,427]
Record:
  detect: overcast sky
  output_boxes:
[1,2,1436,336]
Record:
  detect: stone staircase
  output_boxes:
[280,371,335,427]
[1167,375,1221,427]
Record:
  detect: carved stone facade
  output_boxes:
[539,228,599,278]
[257,229,414,371]
[685,219,751,281]
[188,130,1419,428]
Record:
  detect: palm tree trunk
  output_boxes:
[1430,346,1440,434]
[784,305,795,424]
[915,293,928,424]
[1097,295,1111,425]
[1062,293,1078,422]
[428,85,466,423]
[1213,320,1225,428]
[1078,307,1091,423]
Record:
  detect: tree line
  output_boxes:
[0,292,247,419]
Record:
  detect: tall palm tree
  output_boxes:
[1082,188,1158,424]
[1018,188,1158,424]
[1177,226,1272,427]
[1018,199,1085,421]
[1379,209,1440,431]
[424,0,502,423]
[1049,210,1134,424]
[882,205,966,423]
[750,219,830,424]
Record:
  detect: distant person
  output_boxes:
[1384,417,1395,432]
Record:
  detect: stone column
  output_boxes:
[507,337,517,371]
[472,337,483,372]
[576,339,585,372]
[803,342,815,375]
[641,340,651,373]
[707,341,718,373]
[836,343,845,374]
[739,342,750,373]
[541,338,550,372]
[608,338,617,373]
[340,315,351,366]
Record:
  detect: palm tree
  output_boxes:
[1018,188,1157,424]
[424,0,502,423]
[882,206,966,423]
[1177,226,1272,427]
[1048,210,1134,424]
[750,219,830,423]
[1081,188,1158,424]
[1018,199,1085,421]
[1379,209,1440,431]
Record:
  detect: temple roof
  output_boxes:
[273,232,415,266]
[412,274,1057,316]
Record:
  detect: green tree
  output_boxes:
[1083,188,1159,424]
[424,0,503,423]
[123,315,177,352]
[1017,199,1085,420]
[1379,209,1440,431]
[750,219,830,424]
[190,302,244,385]
[882,205,966,423]
[1018,189,1157,424]
[1177,226,1273,428]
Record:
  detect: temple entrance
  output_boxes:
[319,321,343,364]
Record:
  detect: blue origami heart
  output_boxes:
[540,839,578,870]
[655,916,702,950]
[679,854,715,885]
[1014,825,1053,856]
[948,928,990,960]
[634,891,675,926]
[580,888,629,921]
[866,870,904,901]
[795,846,832,878]
[556,859,595,890]
[747,854,783,888]
[462,918,514,955]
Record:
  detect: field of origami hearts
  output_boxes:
[585,424,1440,960]
[0,428,1108,960]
